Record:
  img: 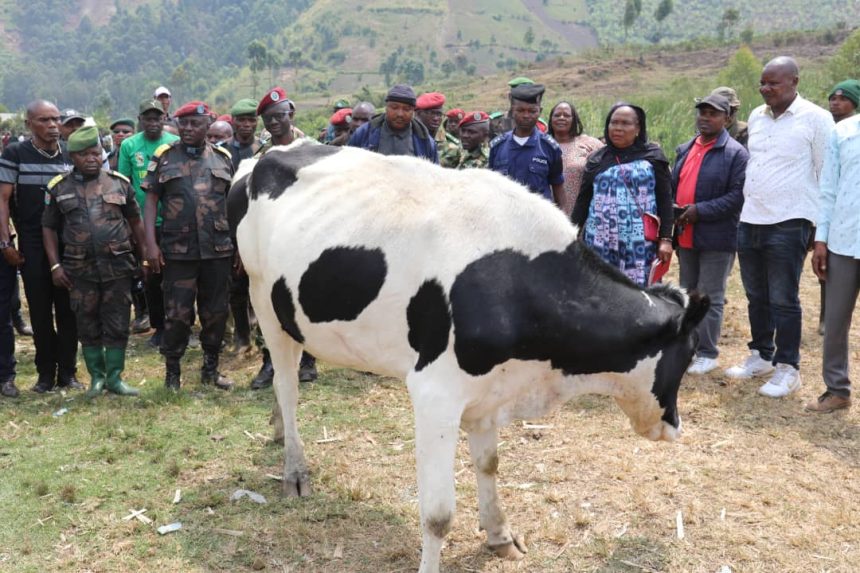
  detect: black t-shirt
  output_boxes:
[0,140,71,242]
[229,140,257,171]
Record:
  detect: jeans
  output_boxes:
[678,249,735,359]
[737,219,812,368]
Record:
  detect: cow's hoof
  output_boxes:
[489,535,527,560]
[282,473,312,497]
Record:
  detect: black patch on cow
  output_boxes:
[271,277,304,343]
[226,173,249,242]
[449,241,684,378]
[406,280,451,371]
[250,144,340,200]
[298,247,387,323]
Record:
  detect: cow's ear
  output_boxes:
[681,291,710,335]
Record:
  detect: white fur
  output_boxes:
[238,140,678,573]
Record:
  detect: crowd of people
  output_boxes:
[0,55,858,415]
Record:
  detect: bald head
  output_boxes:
[759,56,799,116]
[24,100,61,148]
[26,99,59,119]
[350,101,375,133]
[207,120,234,145]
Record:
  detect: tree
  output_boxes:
[623,0,642,42]
[654,0,673,23]
[717,8,740,41]
[524,27,535,47]
[247,40,269,97]
[828,28,860,86]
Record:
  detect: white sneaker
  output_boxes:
[757,363,802,398]
[724,350,775,379]
[687,356,719,375]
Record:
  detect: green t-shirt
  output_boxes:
[117,130,179,226]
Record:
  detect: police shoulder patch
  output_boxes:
[107,170,130,183]
[46,173,67,190]
[489,134,507,149]
[153,143,171,158]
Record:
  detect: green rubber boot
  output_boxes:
[82,346,106,398]
[104,347,139,396]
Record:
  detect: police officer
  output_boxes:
[142,101,236,390]
[488,84,564,205]
[42,126,146,397]
[456,111,491,169]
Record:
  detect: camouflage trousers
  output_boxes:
[69,277,132,348]
[161,258,231,359]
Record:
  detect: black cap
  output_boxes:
[695,94,731,115]
[510,83,545,104]
[385,84,417,107]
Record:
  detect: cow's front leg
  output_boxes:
[467,426,527,560]
[270,341,311,496]
[411,387,463,573]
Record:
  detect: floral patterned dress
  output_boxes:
[558,135,603,215]
[583,158,658,287]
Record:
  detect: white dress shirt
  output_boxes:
[741,94,834,225]
[816,114,860,257]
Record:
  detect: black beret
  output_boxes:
[510,83,545,104]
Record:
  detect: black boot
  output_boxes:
[165,358,181,390]
[251,349,274,390]
[148,328,164,349]
[299,352,318,383]
[1,378,19,398]
[201,352,233,390]
[12,310,32,336]
[31,372,55,393]
[57,370,84,391]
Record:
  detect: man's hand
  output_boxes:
[146,243,165,274]
[811,241,828,281]
[1,247,24,267]
[657,239,673,262]
[51,266,73,289]
[676,204,698,226]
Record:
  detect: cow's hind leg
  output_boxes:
[467,426,527,560]
[409,375,463,573]
[267,334,309,496]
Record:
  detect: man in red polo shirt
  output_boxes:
[673,94,749,375]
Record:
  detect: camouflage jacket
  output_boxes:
[456,144,489,169]
[728,120,749,149]
[141,141,234,260]
[42,170,140,281]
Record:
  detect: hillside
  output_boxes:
[0,0,857,115]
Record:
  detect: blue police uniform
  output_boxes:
[488,128,564,201]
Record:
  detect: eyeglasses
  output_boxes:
[176,117,209,128]
[261,111,289,123]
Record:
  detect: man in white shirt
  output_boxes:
[806,108,860,413]
[725,56,834,398]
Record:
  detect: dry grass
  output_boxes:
[1,263,859,572]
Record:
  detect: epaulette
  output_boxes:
[489,133,507,149]
[541,133,561,150]
[214,145,232,160]
[153,143,172,158]
[107,170,130,183]
[46,173,68,190]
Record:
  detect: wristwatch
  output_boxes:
[0,239,13,250]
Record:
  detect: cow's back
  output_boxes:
[238,141,578,377]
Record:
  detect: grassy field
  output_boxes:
[1,261,859,572]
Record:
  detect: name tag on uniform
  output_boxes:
[532,157,547,165]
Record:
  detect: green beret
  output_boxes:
[230,98,259,117]
[829,79,860,108]
[110,118,135,130]
[489,111,505,120]
[508,76,534,88]
[67,126,101,153]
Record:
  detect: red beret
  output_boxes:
[446,108,465,122]
[330,108,353,127]
[174,101,211,118]
[536,118,548,133]
[416,92,446,110]
[216,114,233,124]
[257,87,288,115]
[458,111,490,129]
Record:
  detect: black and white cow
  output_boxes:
[230,140,708,573]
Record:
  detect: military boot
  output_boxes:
[104,347,139,396]
[250,349,274,390]
[230,303,251,353]
[82,346,107,398]
[165,357,181,390]
[201,352,234,390]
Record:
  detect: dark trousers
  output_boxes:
[0,256,17,380]
[678,249,735,359]
[69,277,132,348]
[20,240,78,378]
[822,251,860,398]
[737,219,811,369]
[146,227,165,330]
[161,258,231,359]
[229,271,251,340]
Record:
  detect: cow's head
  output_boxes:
[614,290,709,442]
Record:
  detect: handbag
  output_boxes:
[617,158,660,243]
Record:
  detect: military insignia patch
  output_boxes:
[44,191,51,205]
[270,91,280,102]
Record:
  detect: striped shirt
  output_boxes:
[0,140,71,238]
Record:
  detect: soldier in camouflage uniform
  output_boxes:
[456,111,490,169]
[142,101,235,390]
[415,93,461,168]
[710,86,748,149]
[42,126,146,397]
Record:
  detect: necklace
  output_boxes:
[32,142,60,159]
